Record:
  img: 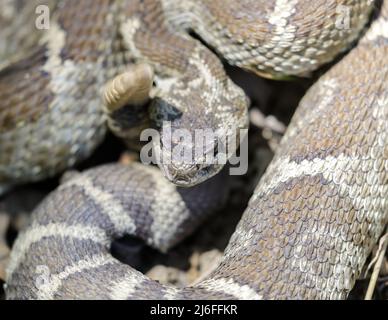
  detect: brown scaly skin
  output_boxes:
[4,0,388,300]
[0,0,248,191]
[0,0,374,190]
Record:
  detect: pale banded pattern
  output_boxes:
[120,17,143,61]
[188,53,217,90]
[286,78,339,139]
[198,278,263,300]
[154,48,221,108]
[40,21,66,72]
[165,51,220,102]
[4,160,231,299]
[364,13,388,41]
[0,53,107,182]
[6,223,109,279]
[141,165,191,251]
[223,229,255,260]
[160,0,196,29]
[4,0,388,300]
[268,0,298,26]
[0,0,111,189]
[268,0,298,47]
[0,0,377,188]
[163,287,182,300]
[37,254,116,300]
[108,270,146,300]
[60,176,137,236]
[0,78,106,181]
[377,95,388,109]
[252,154,386,200]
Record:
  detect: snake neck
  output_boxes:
[115,0,249,186]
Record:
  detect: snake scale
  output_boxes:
[1,0,387,299]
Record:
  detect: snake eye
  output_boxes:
[201,165,211,174]
[151,98,183,124]
[213,141,219,158]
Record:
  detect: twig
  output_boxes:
[249,108,286,134]
[365,229,388,300]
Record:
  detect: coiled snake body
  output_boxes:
[1,0,388,299]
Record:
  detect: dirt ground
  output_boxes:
[0,66,387,300]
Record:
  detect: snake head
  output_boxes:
[149,74,249,187]
[156,132,225,187]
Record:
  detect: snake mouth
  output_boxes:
[173,176,191,186]
[153,134,225,186]
[157,161,223,187]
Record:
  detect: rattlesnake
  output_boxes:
[2,0,387,299]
